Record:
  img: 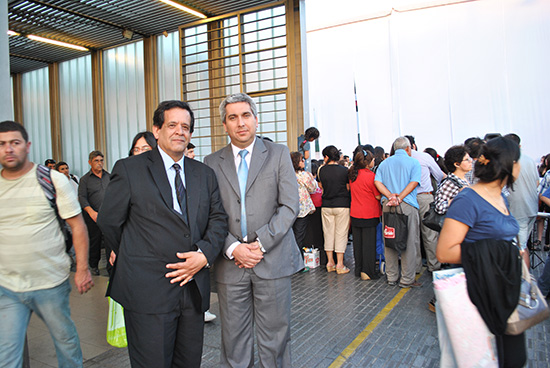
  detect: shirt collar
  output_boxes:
[158,146,184,172]
[230,138,256,159]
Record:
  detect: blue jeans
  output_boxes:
[538,253,550,297]
[0,279,83,368]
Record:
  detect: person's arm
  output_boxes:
[397,181,418,203]
[251,146,300,253]
[304,150,310,160]
[436,217,469,264]
[78,175,98,221]
[541,193,550,207]
[65,214,94,293]
[97,161,131,257]
[304,172,319,193]
[426,154,446,183]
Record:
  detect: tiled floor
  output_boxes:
[26,246,550,367]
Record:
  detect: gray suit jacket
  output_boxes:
[204,138,303,283]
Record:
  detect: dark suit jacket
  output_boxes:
[204,138,303,283]
[97,147,227,313]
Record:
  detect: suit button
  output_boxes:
[237,199,241,204]
[236,219,240,223]
[184,234,190,238]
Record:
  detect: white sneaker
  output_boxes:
[204,310,216,322]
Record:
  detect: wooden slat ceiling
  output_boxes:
[8,0,278,74]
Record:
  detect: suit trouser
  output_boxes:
[417,193,441,272]
[382,201,419,285]
[123,281,204,368]
[218,271,292,368]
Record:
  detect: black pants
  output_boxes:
[123,282,204,368]
[352,225,378,278]
[293,216,309,256]
[83,212,103,269]
[303,207,326,266]
[496,333,526,368]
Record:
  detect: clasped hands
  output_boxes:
[386,194,401,207]
[232,241,264,269]
[165,251,208,287]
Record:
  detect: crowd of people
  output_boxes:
[1,94,549,367]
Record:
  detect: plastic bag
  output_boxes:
[106,297,128,348]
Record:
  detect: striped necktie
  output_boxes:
[173,163,188,223]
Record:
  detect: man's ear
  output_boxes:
[152,125,160,139]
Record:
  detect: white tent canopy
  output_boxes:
[305,0,550,161]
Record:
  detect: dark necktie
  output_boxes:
[173,163,188,223]
[238,150,249,238]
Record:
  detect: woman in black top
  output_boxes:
[318,146,351,274]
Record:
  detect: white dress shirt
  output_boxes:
[157,146,186,214]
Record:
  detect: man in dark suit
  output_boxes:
[97,100,227,368]
[204,93,302,367]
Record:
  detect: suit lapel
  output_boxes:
[218,145,241,198]
[184,158,199,229]
[246,138,268,192]
[148,148,174,210]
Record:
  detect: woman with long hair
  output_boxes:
[349,150,381,280]
[437,137,526,367]
[318,145,351,274]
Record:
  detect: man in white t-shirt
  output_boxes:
[0,121,93,368]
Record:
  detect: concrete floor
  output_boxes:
[25,246,550,368]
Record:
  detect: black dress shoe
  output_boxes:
[91,267,100,276]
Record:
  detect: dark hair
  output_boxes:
[404,135,416,149]
[0,120,28,142]
[290,151,304,172]
[363,144,374,154]
[465,137,484,159]
[311,160,321,178]
[484,133,502,141]
[187,142,195,149]
[153,100,195,133]
[539,153,550,176]
[474,137,520,189]
[349,150,374,182]
[129,131,157,156]
[444,145,468,173]
[45,159,56,165]
[55,161,68,170]
[304,127,320,141]
[89,150,104,161]
[503,133,520,146]
[425,147,448,174]
[322,145,340,162]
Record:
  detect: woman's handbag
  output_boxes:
[383,205,408,252]
[422,202,444,232]
[505,261,550,335]
[106,297,128,348]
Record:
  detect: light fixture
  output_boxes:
[122,29,134,40]
[159,0,207,19]
[7,30,20,36]
[27,34,88,51]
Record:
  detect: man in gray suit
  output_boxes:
[204,93,302,367]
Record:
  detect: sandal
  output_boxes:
[326,265,336,272]
[336,266,350,274]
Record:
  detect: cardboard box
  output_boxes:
[303,248,320,269]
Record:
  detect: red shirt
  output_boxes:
[349,169,381,219]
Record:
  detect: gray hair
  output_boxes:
[219,93,258,123]
[393,136,411,151]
